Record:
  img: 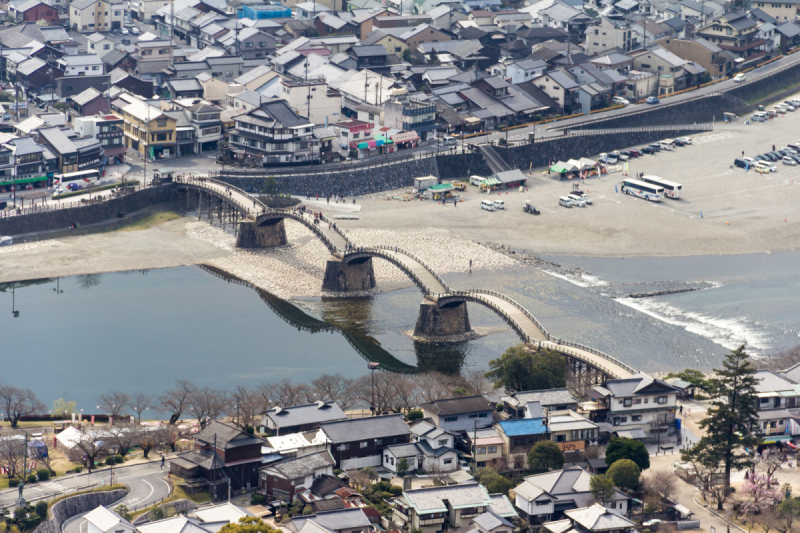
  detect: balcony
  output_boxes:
[393,509,409,521]
[418,518,445,526]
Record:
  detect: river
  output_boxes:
[1,248,796,413]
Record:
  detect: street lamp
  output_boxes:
[368,362,379,416]
[11,282,19,317]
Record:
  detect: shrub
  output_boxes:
[34,502,47,519]
[251,494,265,505]
[74,467,82,473]
[149,507,166,521]
[380,492,393,499]
[333,469,342,476]
[8,479,19,487]
[13,508,26,521]
[114,455,124,464]
[389,485,403,496]
[406,410,423,421]
[105,457,115,466]
[36,469,49,481]
[26,474,36,484]
[496,403,504,412]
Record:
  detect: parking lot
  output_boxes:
[351,92,800,258]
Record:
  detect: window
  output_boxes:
[632,415,642,422]
[156,133,167,141]
[92,66,99,71]
[513,438,526,445]
[469,414,479,418]
[478,413,488,418]
[159,49,168,55]
[536,499,551,506]
[360,441,369,448]
[477,447,486,454]
[225,71,233,77]
[157,120,166,127]
[104,44,110,50]
[337,444,349,451]
[477,461,486,468]
[259,41,266,47]
[246,42,253,48]
[555,434,566,442]
[443,458,453,464]
[438,439,448,446]
[634,399,642,404]
[375,439,382,445]
[623,398,632,407]
[610,502,617,509]
[444,416,457,422]
[114,10,121,14]
[656,396,668,404]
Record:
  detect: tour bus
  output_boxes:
[619,178,664,201]
[53,169,101,192]
[640,175,683,199]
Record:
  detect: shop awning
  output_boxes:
[374,134,393,145]
[762,435,793,444]
[0,175,47,187]
[484,177,500,186]
[464,117,481,124]
[391,131,419,143]
[550,165,569,174]
[615,428,647,440]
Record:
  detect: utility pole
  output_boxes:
[471,420,477,475]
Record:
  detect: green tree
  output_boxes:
[777,497,800,532]
[485,345,566,391]
[397,458,409,474]
[665,369,711,392]
[402,48,412,63]
[34,501,48,519]
[477,467,513,495]
[605,438,650,470]
[607,459,641,492]
[527,441,565,472]
[590,474,616,503]
[219,517,283,533]
[407,410,423,421]
[682,346,759,504]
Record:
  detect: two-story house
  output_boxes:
[57,54,104,77]
[383,96,437,141]
[286,509,372,533]
[587,374,680,440]
[69,0,124,33]
[629,45,692,95]
[4,136,44,180]
[586,17,637,55]
[502,389,579,420]
[497,418,549,469]
[72,113,126,164]
[170,421,265,500]
[469,428,505,469]
[120,97,177,160]
[543,504,635,533]
[393,484,495,533]
[548,411,599,456]
[409,420,457,449]
[132,39,174,83]
[655,37,733,79]
[37,127,104,174]
[171,99,224,154]
[531,69,582,115]
[420,395,494,432]
[259,450,335,502]
[382,441,459,474]
[347,45,390,75]
[261,401,347,436]
[754,369,800,442]
[320,414,410,470]
[514,467,631,524]
[751,0,798,23]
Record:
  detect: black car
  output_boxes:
[674,139,686,146]
[734,158,748,168]
[790,154,800,164]
[770,151,785,160]
[754,155,769,161]
[620,150,635,158]
[641,146,656,154]
[648,143,661,151]
[761,153,777,161]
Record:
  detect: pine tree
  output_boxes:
[682,346,759,508]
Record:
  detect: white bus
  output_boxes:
[641,175,683,199]
[620,178,664,201]
[53,169,101,192]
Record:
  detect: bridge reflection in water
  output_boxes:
[198,265,468,375]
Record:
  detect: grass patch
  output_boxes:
[116,211,182,232]
[55,181,140,200]
[0,421,56,428]
[129,478,210,520]
[0,477,8,490]
[743,79,800,105]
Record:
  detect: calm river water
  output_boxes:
[1,249,797,412]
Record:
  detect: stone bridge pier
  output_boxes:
[322,257,376,292]
[236,218,288,248]
[414,299,471,338]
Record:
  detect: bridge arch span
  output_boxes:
[343,247,449,294]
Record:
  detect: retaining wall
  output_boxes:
[32,489,128,533]
[0,187,179,237]
[495,128,706,170]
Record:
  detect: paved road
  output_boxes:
[0,461,171,529]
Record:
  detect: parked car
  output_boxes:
[571,190,593,205]
[742,157,755,165]
[620,150,636,159]
[611,150,629,161]
[131,27,140,35]
[754,155,769,162]
[628,148,642,157]
[790,154,800,164]
[646,96,659,104]
[674,138,686,146]
[734,73,746,83]
[782,156,797,166]
[734,158,748,168]
[121,28,129,35]
[782,147,797,154]
[598,153,618,164]
[612,96,630,105]
[648,143,662,152]
[678,136,693,145]
[641,146,656,154]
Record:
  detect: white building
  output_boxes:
[69,0,125,33]
[57,54,104,76]
[277,78,342,127]
[85,506,135,533]
[505,58,548,84]
[382,442,459,474]
[265,429,331,460]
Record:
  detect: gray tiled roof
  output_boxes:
[320,414,409,443]
[266,402,347,429]
[472,511,513,530]
[290,509,371,532]
[507,388,577,408]
[403,483,492,513]
[168,79,203,92]
[262,450,334,479]
[194,420,265,449]
[755,369,797,392]
[600,374,678,397]
[420,395,492,416]
[39,127,76,155]
[488,494,518,518]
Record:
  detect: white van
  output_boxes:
[658,139,674,150]
[752,112,768,122]
[481,200,495,211]
[443,135,457,147]
[559,196,574,208]
[568,194,586,207]
[493,200,505,209]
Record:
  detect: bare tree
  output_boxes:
[462,370,493,396]
[311,374,357,410]
[107,426,137,457]
[159,380,195,425]
[0,385,46,428]
[258,379,309,408]
[131,391,154,424]
[72,428,109,473]
[137,427,172,459]
[755,509,781,533]
[0,431,26,479]
[413,372,460,403]
[690,459,728,511]
[187,387,229,429]
[353,372,404,414]
[230,386,266,429]
[391,377,419,414]
[645,470,678,506]
[97,390,132,418]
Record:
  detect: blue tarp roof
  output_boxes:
[498,418,547,436]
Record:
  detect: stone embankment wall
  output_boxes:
[33,489,128,533]
[0,188,178,237]
[132,499,197,525]
[496,128,705,170]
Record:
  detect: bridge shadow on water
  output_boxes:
[198,265,468,375]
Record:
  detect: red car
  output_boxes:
[628,148,642,157]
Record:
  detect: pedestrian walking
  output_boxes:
[469,259,472,268]
[160,455,165,470]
